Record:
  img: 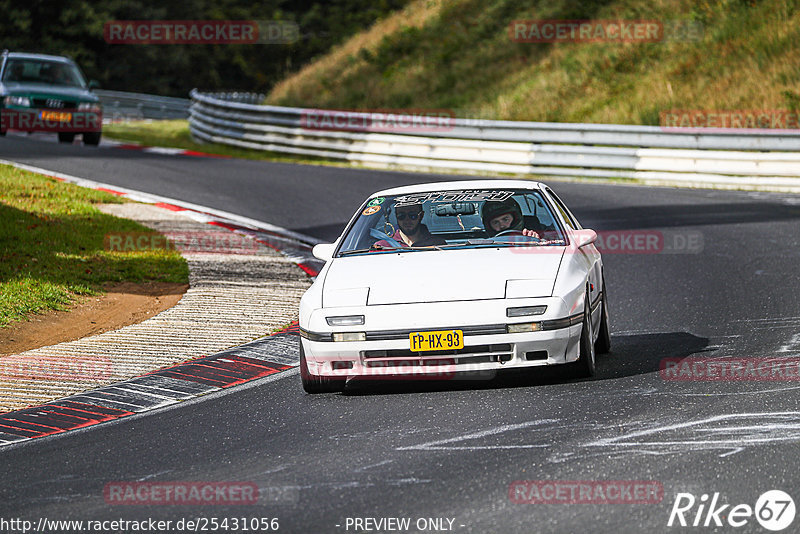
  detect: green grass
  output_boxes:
[265,0,800,125]
[103,120,346,165]
[0,164,188,328]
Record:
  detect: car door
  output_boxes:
[543,186,602,317]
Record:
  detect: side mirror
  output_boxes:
[88,80,100,90]
[574,229,597,248]
[312,243,335,262]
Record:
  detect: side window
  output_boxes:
[524,193,556,229]
[545,188,581,230]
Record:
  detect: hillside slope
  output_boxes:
[266,0,800,125]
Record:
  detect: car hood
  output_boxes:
[1,82,97,102]
[323,247,565,306]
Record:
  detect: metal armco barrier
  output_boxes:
[188,89,800,191]
[96,89,190,120]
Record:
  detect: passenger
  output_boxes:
[373,202,446,248]
[481,198,540,238]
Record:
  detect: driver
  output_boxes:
[6,63,24,82]
[481,198,540,238]
[51,64,71,84]
[373,202,446,248]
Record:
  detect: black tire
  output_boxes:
[594,277,611,354]
[575,294,596,378]
[300,342,345,394]
[0,130,6,136]
[83,131,101,146]
[58,132,75,143]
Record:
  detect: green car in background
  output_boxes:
[0,51,102,145]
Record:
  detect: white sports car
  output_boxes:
[298,180,610,393]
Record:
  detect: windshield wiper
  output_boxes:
[462,238,542,246]
[492,239,565,246]
[339,248,382,256]
[338,246,415,256]
[446,238,565,248]
[339,244,450,256]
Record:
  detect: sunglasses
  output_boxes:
[396,212,421,221]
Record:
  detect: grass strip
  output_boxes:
[0,163,188,328]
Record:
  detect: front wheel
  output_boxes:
[574,294,596,378]
[58,132,75,143]
[83,131,101,146]
[300,342,345,394]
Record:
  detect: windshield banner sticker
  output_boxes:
[394,190,514,206]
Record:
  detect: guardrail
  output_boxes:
[96,89,190,121]
[188,89,800,190]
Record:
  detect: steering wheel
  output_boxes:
[494,229,524,237]
[369,227,403,248]
[494,229,541,243]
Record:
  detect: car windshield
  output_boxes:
[1,59,86,88]
[337,188,567,256]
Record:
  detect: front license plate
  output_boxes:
[40,110,72,122]
[409,330,464,352]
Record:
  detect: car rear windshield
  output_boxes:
[2,59,86,88]
[337,189,567,256]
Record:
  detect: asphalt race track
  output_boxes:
[2,135,800,533]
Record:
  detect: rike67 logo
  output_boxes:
[668,490,795,531]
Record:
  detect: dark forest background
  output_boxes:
[0,0,409,96]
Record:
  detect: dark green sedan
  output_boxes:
[0,51,102,145]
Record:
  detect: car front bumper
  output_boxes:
[300,312,584,380]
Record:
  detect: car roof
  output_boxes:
[3,52,74,64]
[370,179,547,197]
